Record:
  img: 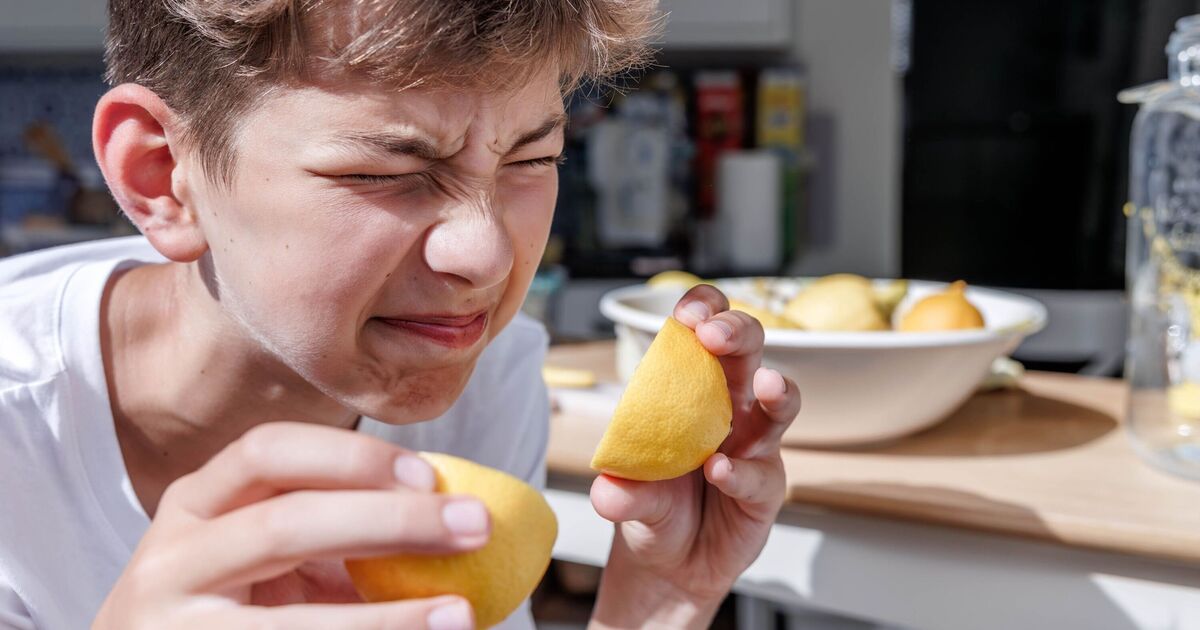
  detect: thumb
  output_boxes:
[589,474,670,525]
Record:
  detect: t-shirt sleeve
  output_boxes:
[0,578,35,630]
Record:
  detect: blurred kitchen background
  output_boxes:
[8,2,1200,629]
[6,0,1200,369]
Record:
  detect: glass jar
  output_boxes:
[1122,15,1200,480]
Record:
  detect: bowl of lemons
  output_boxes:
[599,272,1047,447]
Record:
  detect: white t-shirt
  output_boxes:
[0,237,550,630]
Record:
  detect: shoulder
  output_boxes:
[0,237,161,390]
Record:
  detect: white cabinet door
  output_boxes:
[0,0,107,51]
[659,0,793,49]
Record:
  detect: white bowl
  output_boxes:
[599,279,1048,447]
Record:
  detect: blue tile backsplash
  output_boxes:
[0,59,107,167]
[0,57,108,224]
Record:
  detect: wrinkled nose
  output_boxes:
[423,203,513,289]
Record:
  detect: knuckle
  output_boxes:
[124,549,174,600]
[256,498,305,557]
[234,425,282,472]
[157,477,186,509]
[340,436,389,480]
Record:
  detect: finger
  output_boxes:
[743,367,802,458]
[672,284,730,329]
[589,474,672,526]
[694,310,765,410]
[200,596,475,630]
[704,453,786,510]
[166,422,434,518]
[180,489,490,590]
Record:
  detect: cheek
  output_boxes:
[208,187,426,354]
[492,176,557,329]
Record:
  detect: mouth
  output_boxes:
[375,311,488,349]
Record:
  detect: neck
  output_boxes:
[100,261,359,516]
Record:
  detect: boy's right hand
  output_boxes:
[92,422,487,630]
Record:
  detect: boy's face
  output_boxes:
[185,70,565,423]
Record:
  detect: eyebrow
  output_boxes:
[508,113,567,154]
[331,131,446,162]
[329,112,567,162]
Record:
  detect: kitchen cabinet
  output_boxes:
[0,0,794,52]
[659,0,793,49]
[0,0,107,51]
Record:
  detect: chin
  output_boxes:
[351,366,475,425]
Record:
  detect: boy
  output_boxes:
[0,1,800,628]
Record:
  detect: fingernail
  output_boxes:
[442,499,489,537]
[394,456,435,492]
[721,457,734,477]
[428,600,473,630]
[707,319,734,340]
[680,301,710,325]
[769,368,787,392]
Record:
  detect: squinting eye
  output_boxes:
[339,173,425,185]
[514,154,566,169]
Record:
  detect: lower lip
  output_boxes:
[377,313,487,349]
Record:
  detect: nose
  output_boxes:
[423,200,513,289]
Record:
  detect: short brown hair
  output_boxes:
[105,0,660,186]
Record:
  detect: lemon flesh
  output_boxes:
[345,453,558,628]
[591,317,732,481]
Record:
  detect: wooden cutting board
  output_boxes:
[545,341,1200,565]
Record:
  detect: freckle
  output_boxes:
[285,244,289,249]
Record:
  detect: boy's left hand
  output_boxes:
[589,284,801,627]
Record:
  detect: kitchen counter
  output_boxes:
[542,340,1200,630]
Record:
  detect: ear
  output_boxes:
[93,83,207,262]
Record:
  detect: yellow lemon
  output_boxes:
[541,364,597,388]
[591,317,732,481]
[898,281,985,332]
[784,279,888,331]
[646,270,707,289]
[345,453,558,628]
[1168,382,1200,421]
[810,273,872,289]
[872,279,909,319]
[728,298,797,329]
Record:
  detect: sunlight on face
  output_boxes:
[186,70,564,423]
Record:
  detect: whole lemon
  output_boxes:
[810,273,872,290]
[345,453,558,628]
[591,317,732,481]
[872,279,909,319]
[646,270,707,290]
[1168,381,1200,420]
[728,298,797,329]
[898,281,985,332]
[784,278,889,331]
